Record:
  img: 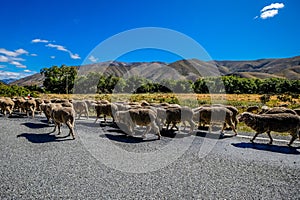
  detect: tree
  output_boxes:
[41,65,77,94]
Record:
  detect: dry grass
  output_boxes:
[38,93,300,109]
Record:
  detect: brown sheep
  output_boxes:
[200,104,239,127]
[294,108,300,116]
[115,109,160,139]
[13,97,26,113]
[34,98,44,115]
[40,103,52,123]
[194,106,237,136]
[238,112,300,146]
[261,107,297,115]
[165,106,195,133]
[24,99,37,118]
[94,103,118,123]
[0,97,15,116]
[246,105,259,113]
[51,106,76,139]
[41,102,71,124]
[72,100,89,119]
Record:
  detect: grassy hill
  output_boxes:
[10,55,300,86]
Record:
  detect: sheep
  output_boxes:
[34,98,44,115]
[115,102,131,111]
[114,108,160,139]
[261,107,297,115]
[51,106,76,139]
[238,112,300,146]
[200,104,239,127]
[94,103,118,123]
[41,102,72,124]
[40,103,52,123]
[85,100,96,112]
[165,106,195,133]
[294,108,300,116]
[24,98,37,118]
[246,105,259,113]
[260,105,269,114]
[0,97,15,116]
[140,100,150,107]
[194,106,237,136]
[72,100,89,119]
[51,99,73,107]
[13,97,26,113]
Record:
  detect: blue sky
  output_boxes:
[0,0,299,79]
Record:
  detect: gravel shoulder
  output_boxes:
[0,115,299,199]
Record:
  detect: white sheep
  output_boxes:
[115,108,161,139]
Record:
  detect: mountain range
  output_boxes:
[9,55,300,86]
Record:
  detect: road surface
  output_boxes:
[0,115,299,199]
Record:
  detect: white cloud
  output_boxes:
[89,55,98,63]
[50,56,56,59]
[30,53,38,56]
[46,43,81,60]
[0,55,9,62]
[15,48,28,55]
[10,61,27,68]
[31,38,49,43]
[32,38,81,60]
[24,69,31,73]
[260,9,279,19]
[257,2,285,19]
[46,43,68,52]
[0,48,29,69]
[0,48,28,57]
[11,57,25,61]
[0,48,19,57]
[0,70,27,79]
[261,3,284,12]
[70,53,81,60]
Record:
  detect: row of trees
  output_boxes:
[0,82,39,97]
[41,65,300,95]
[74,73,300,94]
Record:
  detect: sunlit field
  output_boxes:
[39,93,300,109]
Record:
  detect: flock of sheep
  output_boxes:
[1,96,300,147]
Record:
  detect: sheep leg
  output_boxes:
[171,123,179,131]
[128,124,134,136]
[250,132,260,143]
[142,126,151,138]
[288,132,298,147]
[66,121,75,139]
[166,122,170,130]
[7,107,12,116]
[31,107,35,118]
[86,109,89,119]
[220,123,226,136]
[208,124,212,133]
[266,131,273,145]
[230,123,238,136]
[188,120,195,133]
[57,123,61,135]
[182,121,187,131]
[94,114,99,124]
[78,112,81,120]
[52,123,57,133]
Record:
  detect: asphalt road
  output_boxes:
[0,115,299,199]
